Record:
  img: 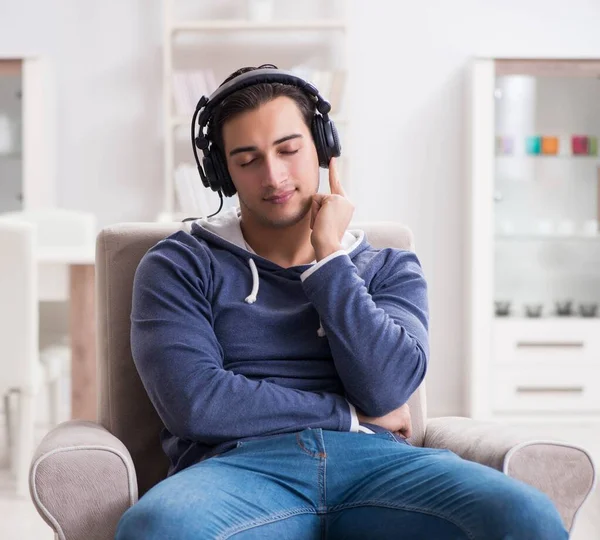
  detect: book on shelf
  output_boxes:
[172,69,219,116]
[174,163,222,217]
[289,66,347,114]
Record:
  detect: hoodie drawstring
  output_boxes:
[244,257,325,337]
[244,258,259,304]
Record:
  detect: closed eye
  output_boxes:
[240,149,298,167]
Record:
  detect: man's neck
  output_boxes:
[240,211,316,268]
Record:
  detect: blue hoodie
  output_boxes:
[131,208,429,475]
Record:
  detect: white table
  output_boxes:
[37,248,96,421]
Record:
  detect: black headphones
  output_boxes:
[191,66,342,201]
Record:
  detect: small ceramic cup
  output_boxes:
[579,303,598,318]
[555,300,573,316]
[495,301,511,317]
[524,304,543,318]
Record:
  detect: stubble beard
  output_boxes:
[239,191,314,230]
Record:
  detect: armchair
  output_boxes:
[29,222,595,539]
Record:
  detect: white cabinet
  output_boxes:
[466,58,600,421]
[0,57,56,213]
[492,319,600,413]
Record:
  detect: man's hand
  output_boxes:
[310,157,355,261]
[357,403,413,439]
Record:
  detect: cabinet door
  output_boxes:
[493,60,600,320]
[0,60,23,212]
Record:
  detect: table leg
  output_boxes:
[70,264,96,421]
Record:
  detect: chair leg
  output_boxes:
[15,390,35,498]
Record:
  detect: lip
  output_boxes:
[265,190,295,204]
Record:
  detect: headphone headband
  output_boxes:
[196,68,331,135]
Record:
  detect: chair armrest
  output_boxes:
[30,420,138,540]
[424,416,596,532]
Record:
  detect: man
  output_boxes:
[116,65,567,539]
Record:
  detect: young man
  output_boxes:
[116,66,567,539]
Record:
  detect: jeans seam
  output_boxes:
[327,501,476,540]
[218,507,317,539]
[319,447,327,536]
[296,431,327,458]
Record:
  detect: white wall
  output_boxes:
[1,0,600,416]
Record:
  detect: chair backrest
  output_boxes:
[97,221,428,496]
[0,221,38,394]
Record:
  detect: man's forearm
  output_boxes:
[301,251,428,418]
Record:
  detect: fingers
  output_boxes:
[328,157,345,197]
[310,195,323,229]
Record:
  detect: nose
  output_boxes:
[261,153,287,189]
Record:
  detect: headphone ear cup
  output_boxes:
[328,121,341,159]
[202,154,218,191]
[311,115,330,168]
[212,147,237,197]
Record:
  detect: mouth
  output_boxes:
[264,189,295,204]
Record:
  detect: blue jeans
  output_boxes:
[115,428,567,539]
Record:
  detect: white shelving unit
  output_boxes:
[466,57,600,424]
[0,57,56,214]
[171,20,348,32]
[160,0,351,222]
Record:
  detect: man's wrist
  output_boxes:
[314,242,343,262]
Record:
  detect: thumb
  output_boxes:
[310,196,319,229]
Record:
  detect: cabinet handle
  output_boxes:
[516,386,584,394]
[516,341,584,349]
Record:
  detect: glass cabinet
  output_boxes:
[493,61,600,320]
[467,59,600,421]
[0,57,55,214]
[0,60,23,212]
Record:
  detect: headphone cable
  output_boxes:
[182,100,224,223]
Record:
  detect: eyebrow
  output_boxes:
[228,134,303,157]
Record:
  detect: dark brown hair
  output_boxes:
[210,64,316,152]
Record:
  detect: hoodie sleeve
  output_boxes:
[300,249,428,418]
[130,236,354,446]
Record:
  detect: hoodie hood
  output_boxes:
[189,207,367,318]
[191,207,364,259]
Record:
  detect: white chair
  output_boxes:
[0,221,39,497]
[0,209,97,496]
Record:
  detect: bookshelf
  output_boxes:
[171,20,348,32]
[160,0,351,222]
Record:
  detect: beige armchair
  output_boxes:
[29,222,596,540]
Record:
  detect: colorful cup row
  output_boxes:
[496,135,598,156]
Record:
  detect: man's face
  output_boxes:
[222,96,320,229]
